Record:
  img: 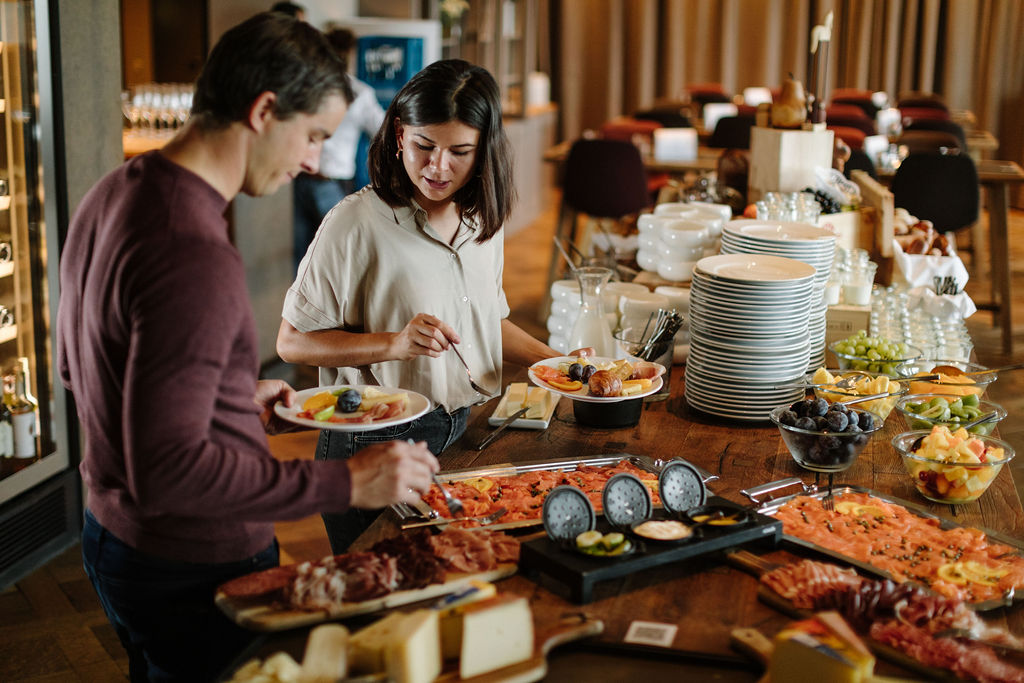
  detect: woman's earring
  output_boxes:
[396,148,402,160]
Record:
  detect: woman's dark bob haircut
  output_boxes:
[191,12,350,130]
[368,59,515,243]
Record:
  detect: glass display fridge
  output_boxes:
[0,0,78,588]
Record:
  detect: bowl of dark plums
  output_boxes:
[770,397,883,473]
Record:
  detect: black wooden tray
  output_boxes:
[519,496,782,603]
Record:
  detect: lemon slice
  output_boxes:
[937,563,969,585]
[853,505,888,518]
[834,501,860,515]
[463,477,494,493]
[960,560,1008,586]
[576,530,603,549]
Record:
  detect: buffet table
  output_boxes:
[226,366,1024,680]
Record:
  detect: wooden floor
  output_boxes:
[3,190,1024,682]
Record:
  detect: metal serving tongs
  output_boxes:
[773,370,875,391]
[910,360,1024,382]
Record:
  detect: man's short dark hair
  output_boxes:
[191,12,349,129]
[270,2,305,16]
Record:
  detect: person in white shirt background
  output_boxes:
[292,27,386,272]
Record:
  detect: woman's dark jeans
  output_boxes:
[316,404,470,553]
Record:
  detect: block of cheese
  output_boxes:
[455,594,535,678]
[436,581,498,660]
[299,623,348,683]
[348,609,441,683]
[505,382,528,416]
[770,611,875,683]
[523,387,551,419]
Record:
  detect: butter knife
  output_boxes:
[475,406,529,451]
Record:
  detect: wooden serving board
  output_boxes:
[215,564,517,632]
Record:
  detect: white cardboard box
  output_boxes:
[748,127,834,202]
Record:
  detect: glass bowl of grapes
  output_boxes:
[770,398,884,473]
[828,330,922,376]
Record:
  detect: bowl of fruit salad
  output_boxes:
[808,367,908,420]
[895,393,1006,436]
[892,426,1014,504]
[770,398,884,473]
[828,331,922,376]
[894,359,994,398]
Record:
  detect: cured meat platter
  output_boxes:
[215,564,517,632]
[752,483,1024,611]
[393,453,719,532]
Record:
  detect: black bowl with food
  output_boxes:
[573,397,643,428]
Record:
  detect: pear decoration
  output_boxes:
[771,73,807,129]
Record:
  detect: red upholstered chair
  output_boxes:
[825,113,876,136]
[686,82,732,108]
[899,106,951,122]
[896,92,948,111]
[826,103,871,120]
[831,89,879,119]
[828,125,866,150]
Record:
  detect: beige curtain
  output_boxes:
[554,0,1024,203]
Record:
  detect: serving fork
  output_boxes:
[450,342,495,395]
[432,473,464,517]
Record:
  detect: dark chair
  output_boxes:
[897,130,962,156]
[899,106,951,122]
[844,149,877,180]
[707,114,755,149]
[903,118,967,148]
[826,103,872,120]
[633,106,691,128]
[686,82,732,108]
[544,139,653,314]
[891,152,979,234]
[831,89,880,120]
[897,92,948,111]
[825,113,876,136]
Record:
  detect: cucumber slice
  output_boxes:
[313,405,335,421]
[576,530,602,549]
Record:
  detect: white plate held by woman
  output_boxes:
[274,385,432,432]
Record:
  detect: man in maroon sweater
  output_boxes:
[56,13,438,682]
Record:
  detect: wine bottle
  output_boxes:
[10,357,37,459]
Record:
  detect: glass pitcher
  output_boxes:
[567,266,617,357]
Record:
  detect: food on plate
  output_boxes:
[297,386,408,424]
[893,209,952,256]
[897,425,1012,504]
[829,330,919,376]
[441,594,534,677]
[574,530,632,556]
[216,527,519,611]
[530,356,661,397]
[772,400,880,471]
[770,612,875,682]
[631,519,692,541]
[503,382,553,418]
[421,460,661,523]
[810,367,906,419]
[898,393,1002,435]
[772,492,1024,602]
[906,368,982,397]
[349,609,440,683]
[761,559,1024,681]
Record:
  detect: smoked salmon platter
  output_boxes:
[755,484,1024,611]
[392,454,718,532]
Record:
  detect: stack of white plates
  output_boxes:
[684,254,816,421]
[719,220,837,369]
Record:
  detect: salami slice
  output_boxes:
[218,565,297,599]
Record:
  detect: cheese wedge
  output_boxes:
[299,623,348,683]
[436,581,499,659]
[770,611,874,683]
[359,392,408,410]
[456,595,535,678]
[348,610,440,683]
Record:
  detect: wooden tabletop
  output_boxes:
[341,366,1024,677]
[543,139,721,175]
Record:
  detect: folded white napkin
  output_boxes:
[891,239,970,290]
[906,287,977,321]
